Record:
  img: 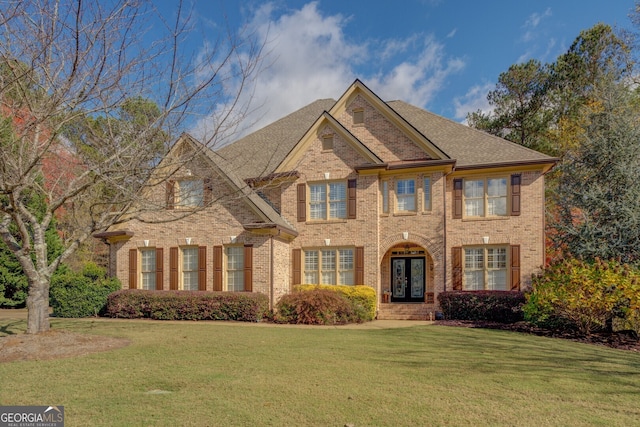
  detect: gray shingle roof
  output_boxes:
[217,97,555,180]
[217,99,336,180]
[387,101,555,168]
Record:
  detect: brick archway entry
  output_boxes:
[380,243,435,305]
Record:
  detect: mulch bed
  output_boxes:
[434,319,640,352]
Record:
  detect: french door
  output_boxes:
[391,257,425,303]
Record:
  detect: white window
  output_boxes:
[182,247,199,290]
[226,246,244,292]
[309,182,347,220]
[303,248,354,285]
[423,177,431,211]
[140,249,156,290]
[464,247,508,290]
[396,179,416,212]
[464,177,507,217]
[487,178,507,216]
[304,250,319,284]
[178,179,204,208]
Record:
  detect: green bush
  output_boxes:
[105,290,270,322]
[50,264,121,317]
[437,291,525,323]
[294,284,377,321]
[523,258,640,335]
[274,288,358,325]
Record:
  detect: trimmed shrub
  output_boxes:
[438,291,525,323]
[273,288,357,325]
[294,284,377,321]
[105,290,269,322]
[523,258,640,335]
[50,267,121,318]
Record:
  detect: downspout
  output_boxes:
[270,234,275,310]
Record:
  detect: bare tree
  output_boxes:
[0,0,263,334]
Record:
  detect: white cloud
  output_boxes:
[452,82,494,123]
[367,35,465,107]
[522,7,552,43]
[191,1,465,144]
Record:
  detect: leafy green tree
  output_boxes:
[467,24,633,159]
[467,59,556,154]
[553,80,640,263]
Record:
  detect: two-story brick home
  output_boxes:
[96,79,556,319]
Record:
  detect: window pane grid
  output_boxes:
[329,182,346,219]
[309,185,326,220]
[464,178,509,217]
[141,250,156,290]
[464,247,508,290]
[303,248,354,285]
[464,180,484,217]
[178,180,204,207]
[226,247,244,292]
[310,182,347,219]
[182,247,198,291]
[396,179,416,212]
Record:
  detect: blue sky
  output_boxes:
[157,1,636,139]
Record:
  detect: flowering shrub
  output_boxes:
[294,284,376,321]
[523,258,640,335]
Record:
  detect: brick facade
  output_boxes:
[97,80,555,318]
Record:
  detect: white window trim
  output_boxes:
[225,245,245,292]
[463,176,509,218]
[181,246,199,291]
[176,178,204,208]
[423,176,432,212]
[395,178,417,213]
[303,247,355,286]
[308,181,347,221]
[140,248,156,290]
[463,246,509,291]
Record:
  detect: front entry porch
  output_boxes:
[377,243,438,320]
[377,303,435,320]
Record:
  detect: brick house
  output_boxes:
[96,80,556,319]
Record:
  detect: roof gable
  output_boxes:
[327,79,450,161]
[159,134,298,235]
[274,111,383,173]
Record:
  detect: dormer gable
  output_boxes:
[121,133,297,239]
[328,79,450,161]
[274,111,383,173]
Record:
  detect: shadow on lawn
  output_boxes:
[0,320,25,337]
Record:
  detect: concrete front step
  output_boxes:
[377,303,436,321]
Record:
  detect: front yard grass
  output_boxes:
[1,318,639,426]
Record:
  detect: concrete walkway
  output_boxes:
[0,308,433,329]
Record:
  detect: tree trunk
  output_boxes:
[26,278,50,334]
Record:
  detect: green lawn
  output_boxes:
[1,318,639,426]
